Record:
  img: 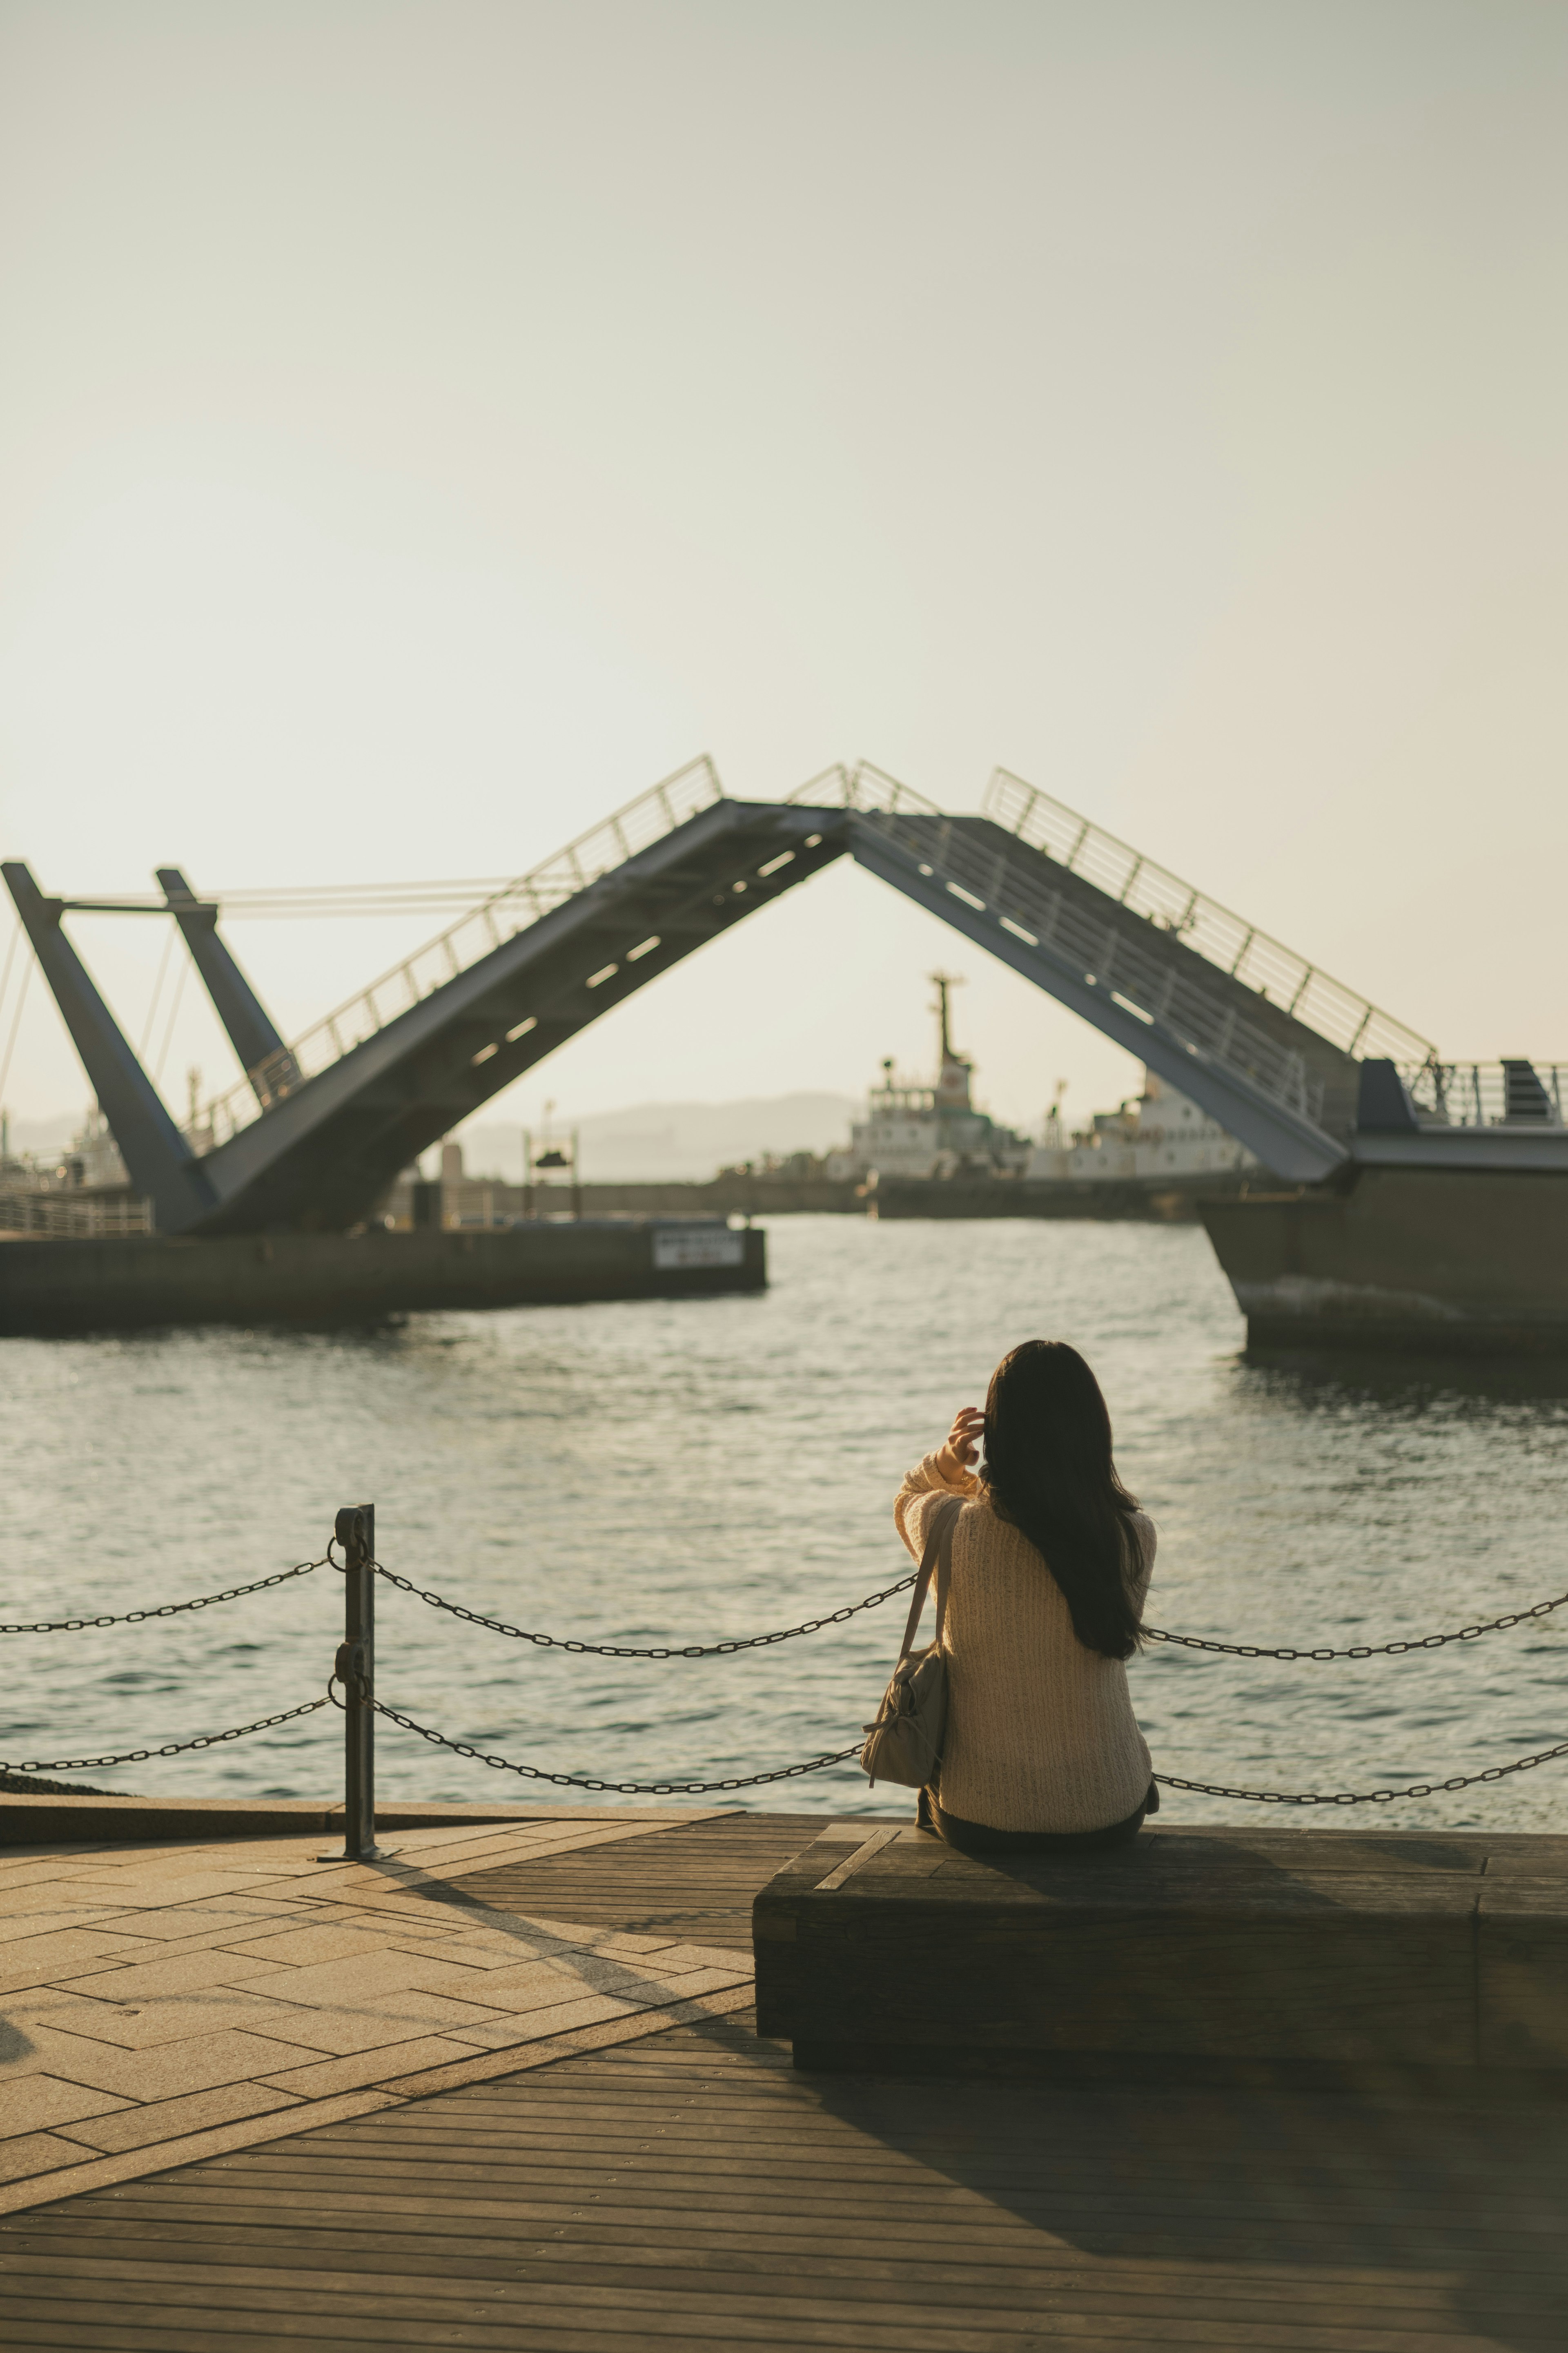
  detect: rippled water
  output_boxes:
[6,1216,1568,1828]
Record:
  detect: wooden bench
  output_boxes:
[753,1821,1568,2081]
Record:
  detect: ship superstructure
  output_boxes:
[824,975,1031,1183]
[1027,1068,1256,1184]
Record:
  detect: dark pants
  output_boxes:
[917,1779,1158,1855]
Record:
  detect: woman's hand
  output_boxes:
[935,1406,986,1481]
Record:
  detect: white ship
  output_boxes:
[823,975,1032,1183]
[1027,1069,1256,1183]
[824,975,1254,1194]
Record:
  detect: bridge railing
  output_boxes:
[983,768,1433,1068]
[199,758,724,1151]
[0,1189,154,1238]
[1401,1062,1567,1128]
[787,762,937,819]
[809,763,1324,1123]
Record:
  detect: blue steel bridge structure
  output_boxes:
[4,757,1564,1238]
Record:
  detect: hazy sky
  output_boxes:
[2,0,1565,1144]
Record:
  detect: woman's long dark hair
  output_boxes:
[979,1339,1145,1660]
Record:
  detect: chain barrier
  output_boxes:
[1,1696,329,1777]
[370,1557,1568,1664]
[0,1557,331,1637]
[1155,1738,1568,1806]
[364,1691,1568,1807]
[11,1517,1565,1808]
[8,1533,1561,1665]
[367,1557,922,1657]
[366,1694,863,1794]
[353,1545,1568,1807]
[1144,1588,1568,1662]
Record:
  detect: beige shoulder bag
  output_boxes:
[859,1493,964,1789]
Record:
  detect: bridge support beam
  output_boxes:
[845,819,1350,1184]
[156,869,300,1104]
[0,862,218,1233]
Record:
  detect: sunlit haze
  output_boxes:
[3,0,1565,1153]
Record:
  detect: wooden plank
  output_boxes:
[56,2115,1568,2209]
[7,2010,1568,2347]
[454,1812,830,1950]
[1478,1833,1568,1873]
[10,2229,1564,2311]
[97,2157,1563,2242]
[813,1827,903,1891]
[9,2248,1565,2329]
[1127,1827,1496,1875]
[1477,1879,1568,2068]
[0,2263,1559,2335]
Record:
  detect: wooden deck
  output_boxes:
[452,1809,826,1950]
[4,1807,1568,2349]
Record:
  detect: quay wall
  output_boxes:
[1201,1167,1568,1351]
[0,1220,766,1337]
[868,1171,1252,1222]
[441,1173,1250,1222]
[409,1176,861,1220]
[576,1177,858,1217]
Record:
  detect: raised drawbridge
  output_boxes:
[4,754,1510,1238]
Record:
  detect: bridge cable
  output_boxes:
[0,919,19,1042]
[0,952,36,1107]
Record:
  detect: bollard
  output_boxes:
[318,1503,394,1862]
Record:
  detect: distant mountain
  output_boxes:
[2,1095,864,1187]
[457,1092,860,1183]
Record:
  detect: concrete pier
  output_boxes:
[868,1171,1250,1221]
[1201,1168,1568,1351]
[0,1218,765,1336]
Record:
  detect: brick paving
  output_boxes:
[0,1808,755,2214]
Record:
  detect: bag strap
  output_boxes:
[933,1501,958,1649]
[895,1494,964,1662]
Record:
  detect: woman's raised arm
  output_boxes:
[893,1407,984,1555]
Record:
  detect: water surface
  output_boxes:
[5,1216,1566,1827]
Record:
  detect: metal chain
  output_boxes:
[1143,1589,1568,1660]
[372,1695,1568,1806]
[0,1557,330,1637]
[370,1697,863,1794]
[7,1527,1560,1666]
[1155,1738,1568,1805]
[372,1556,1567,1667]
[368,1557,921,1658]
[0,1696,329,1776]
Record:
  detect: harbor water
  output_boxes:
[5,1215,1567,1828]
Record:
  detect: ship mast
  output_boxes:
[929,970,973,1112]
[931,971,962,1064]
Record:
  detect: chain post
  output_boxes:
[318,1503,394,1862]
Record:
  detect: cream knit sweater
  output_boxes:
[895,1451,1156,1834]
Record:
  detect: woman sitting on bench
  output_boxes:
[898,1337,1158,1856]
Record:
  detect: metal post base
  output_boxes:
[314,1840,398,1864]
